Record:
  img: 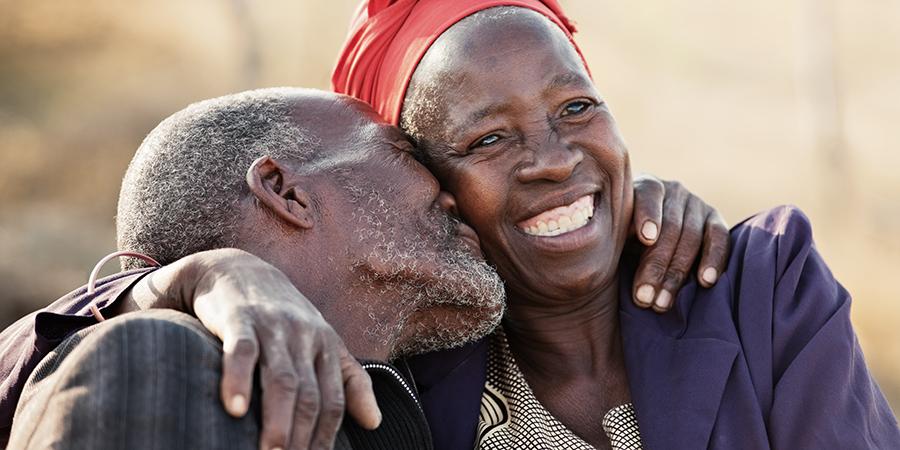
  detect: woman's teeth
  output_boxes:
[518,195,594,237]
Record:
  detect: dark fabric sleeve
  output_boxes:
[0,268,154,446]
[743,207,900,448]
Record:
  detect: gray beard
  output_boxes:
[343,181,505,358]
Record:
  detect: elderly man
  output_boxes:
[4,88,510,450]
[0,87,726,450]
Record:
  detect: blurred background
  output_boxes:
[1,0,898,410]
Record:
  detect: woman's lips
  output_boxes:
[513,193,606,254]
[516,194,594,237]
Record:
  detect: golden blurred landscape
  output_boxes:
[1,0,898,411]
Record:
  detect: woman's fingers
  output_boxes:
[220,321,259,417]
[632,182,688,309]
[340,346,380,430]
[697,209,730,288]
[632,174,666,246]
[655,196,705,312]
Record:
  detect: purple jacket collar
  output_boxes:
[617,269,741,450]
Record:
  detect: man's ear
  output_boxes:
[246,156,314,229]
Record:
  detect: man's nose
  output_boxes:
[435,191,460,218]
[516,140,583,184]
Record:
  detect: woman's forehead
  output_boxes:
[402,7,590,138]
[423,7,569,75]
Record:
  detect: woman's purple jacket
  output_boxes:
[407,206,900,449]
[1,206,898,449]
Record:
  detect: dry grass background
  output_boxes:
[1,0,898,411]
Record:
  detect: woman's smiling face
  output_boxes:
[402,7,634,302]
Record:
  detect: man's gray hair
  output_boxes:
[117,88,319,269]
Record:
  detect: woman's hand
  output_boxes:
[629,174,730,312]
[123,248,381,450]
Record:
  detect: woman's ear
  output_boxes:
[246,156,314,229]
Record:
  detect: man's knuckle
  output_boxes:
[232,337,259,356]
[358,372,374,389]
[265,427,289,446]
[322,397,345,418]
[295,388,321,412]
[269,369,300,389]
[346,371,373,392]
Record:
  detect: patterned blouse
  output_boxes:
[476,329,643,450]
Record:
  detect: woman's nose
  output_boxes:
[516,142,583,184]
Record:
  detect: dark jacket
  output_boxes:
[338,361,433,450]
[0,270,434,450]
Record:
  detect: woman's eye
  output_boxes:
[562,100,592,117]
[474,134,501,148]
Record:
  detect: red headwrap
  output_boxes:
[332,0,585,125]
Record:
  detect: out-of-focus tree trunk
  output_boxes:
[799,0,851,219]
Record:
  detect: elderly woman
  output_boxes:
[333,1,900,449]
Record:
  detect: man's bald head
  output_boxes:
[117,88,329,269]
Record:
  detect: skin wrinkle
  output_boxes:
[342,177,504,358]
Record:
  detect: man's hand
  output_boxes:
[122,249,381,450]
[629,175,730,313]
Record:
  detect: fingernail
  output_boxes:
[271,447,284,450]
[702,267,718,285]
[229,394,247,415]
[636,285,655,305]
[641,221,659,241]
[655,290,673,309]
